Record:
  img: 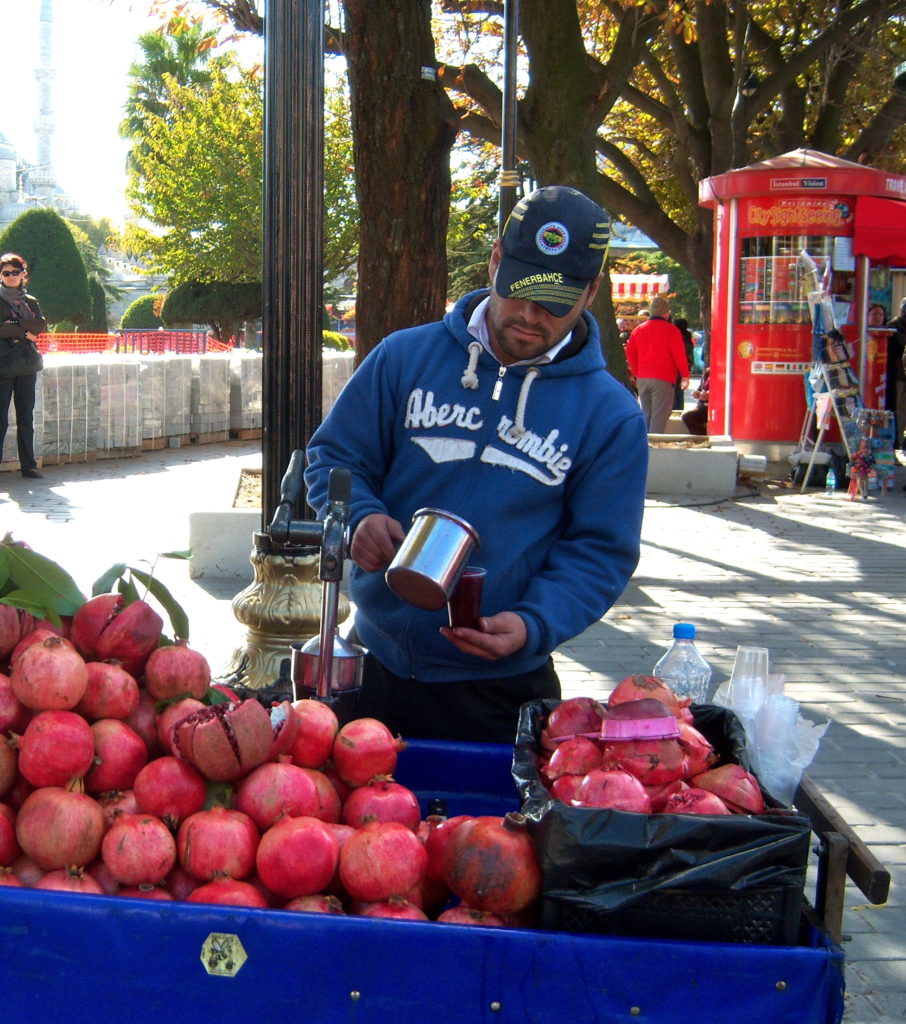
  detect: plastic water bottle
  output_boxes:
[825,466,836,495]
[653,623,713,704]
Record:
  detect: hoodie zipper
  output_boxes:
[491,365,506,401]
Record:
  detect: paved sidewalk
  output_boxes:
[2,441,904,1024]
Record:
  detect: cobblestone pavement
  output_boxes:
[2,440,904,1024]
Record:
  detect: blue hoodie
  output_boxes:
[305,289,648,682]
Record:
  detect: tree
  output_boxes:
[86,274,109,333]
[124,60,263,285]
[0,208,92,326]
[438,0,906,339]
[160,279,261,341]
[121,20,220,167]
[121,295,164,330]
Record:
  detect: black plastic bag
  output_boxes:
[512,699,813,943]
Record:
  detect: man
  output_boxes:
[305,186,648,743]
[625,295,689,433]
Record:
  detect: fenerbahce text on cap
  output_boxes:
[495,185,610,317]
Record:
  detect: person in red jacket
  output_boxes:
[624,295,689,433]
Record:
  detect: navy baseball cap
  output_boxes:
[495,186,610,317]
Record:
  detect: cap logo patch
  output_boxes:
[536,221,569,256]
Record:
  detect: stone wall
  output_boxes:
[1,350,356,470]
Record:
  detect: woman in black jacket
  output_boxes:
[0,252,46,478]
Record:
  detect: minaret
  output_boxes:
[31,0,56,203]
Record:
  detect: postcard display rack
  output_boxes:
[795,344,896,496]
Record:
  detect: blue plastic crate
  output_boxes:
[2,740,845,1024]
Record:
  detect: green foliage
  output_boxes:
[0,208,92,326]
[322,330,353,351]
[91,555,192,643]
[86,275,109,333]
[323,76,360,284]
[160,279,260,340]
[125,60,263,285]
[121,294,164,330]
[0,533,86,625]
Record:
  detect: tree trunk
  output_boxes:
[344,0,458,363]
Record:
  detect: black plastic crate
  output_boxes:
[542,882,805,946]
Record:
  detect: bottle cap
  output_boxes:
[673,622,696,639]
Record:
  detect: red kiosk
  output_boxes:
[699,149,906,452]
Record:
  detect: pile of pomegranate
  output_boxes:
[535,676,767,815]
[0,595,541,926]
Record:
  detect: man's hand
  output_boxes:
[680,377,689,391]
[439,611,527,661]
[350,513,405,572]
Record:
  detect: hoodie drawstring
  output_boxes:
[459,342,540,436]
[461,341,482,389]
[512,367,540,437]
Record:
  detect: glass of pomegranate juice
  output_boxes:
[447,566,486,630]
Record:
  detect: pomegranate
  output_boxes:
[540,696,606,751]
[543,736,603,780]
[11,853,44,886]
[118,884,174,901]
[74,661,140,721]
[255,814,339,899]
[422,814,473,885]
[85,857,121,895]
[677,721,717,776]
[124,691,163,758]
[645,778,690,812]
[98,788,141,829]
[156,697,206,756]
[289,698,339,768]
[549,773,585,805]
[299,766,342,824]
[16,709,95,788]
[0,739,16,798]
[608,674,694,724]
[0,606,35,660]
[332,717,406,786]
[339,820,428,902]
[235,761,321,831]
[173,699,294,782]
[70,594,163,679]
[133,756,208,828]
[9,628,66,670]
[0,867,23,887]
[443,813,542,915]
[143,641,212,701]
[0,802,20,865]
[35,865,105,894]
[437,905,507,927]
[177,806,259,880]
[0,672,30,734]
[663,787,732,815]
[284,893,345,914]
[571,768,653,812]
[187,878,270,908]
[16,786,106,870]
[10,636,89,711]
[358,896,429,921]
[341,777,421,831]
[603,737,689,786]
[102,813,178,885]
[691,764,766,814]
[164,863,200,901]
[84,719,148,793]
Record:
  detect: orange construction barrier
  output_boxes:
[34,331,233,355]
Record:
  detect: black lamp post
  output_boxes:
[261,0,325,527]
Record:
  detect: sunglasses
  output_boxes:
[1,269,23,276]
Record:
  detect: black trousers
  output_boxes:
[0,373,38,472]
[345,653,561,745]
